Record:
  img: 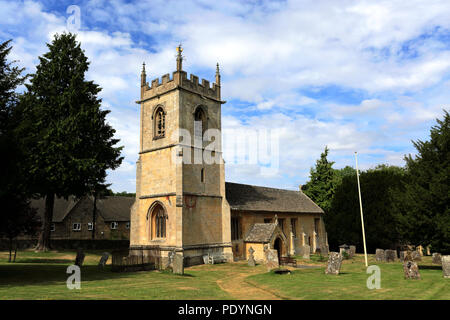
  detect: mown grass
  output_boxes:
[247,254,449,300]
[0,250,448,300]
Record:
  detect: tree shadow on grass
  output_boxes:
[419,265,442,270]
[15,259,74,264]
[0,264,148,287]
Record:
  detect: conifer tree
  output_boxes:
[20,33,123,251]
[399,110,450,253]
[303,146,337,213]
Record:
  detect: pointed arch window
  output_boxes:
[153,106,166,139]
[194,107,207,139]
[150,202,167,239]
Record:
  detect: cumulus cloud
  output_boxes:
[2,0,449,191]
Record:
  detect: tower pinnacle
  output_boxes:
[215,62,221,85]
[176,44,183,71]
[141,62,146,87]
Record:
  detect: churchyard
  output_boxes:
[0,250,448,300]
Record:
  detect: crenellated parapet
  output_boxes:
[141,70,221,102]
[139,45,222,103]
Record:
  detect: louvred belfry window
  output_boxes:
[154,107,165,138]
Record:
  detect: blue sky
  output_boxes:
[1,0,450,192]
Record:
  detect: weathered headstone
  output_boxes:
[98,252,110,268]
[248,247,256,267]
[339,244,350,258]
[442,255,450,278]
[302,245,310,259]
[321,245,329,256]
[173,254,184,275]
[385,249,397,262]
[411,251,422,262]
[349,245,356,258]
[432,253,442,265]
[399,251,408,261]
[265,248,279,270]
[375,249,385,262]
[325,252,343,275]
[202,254,210,265]
[75,250,85,267]
[403,260,421,280]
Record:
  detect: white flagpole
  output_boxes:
[355,152,368,267]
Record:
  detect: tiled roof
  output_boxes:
[244,223,277,243]
[225,182,324,214]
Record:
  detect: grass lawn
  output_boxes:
[0,250,448,300]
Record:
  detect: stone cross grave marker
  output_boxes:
[325,252,343,275]
[248,247,256,267]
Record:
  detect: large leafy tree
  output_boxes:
[0,40,41,259]
[326,165,406,252]
[303,146,337,213]
[20,33,123,251]
[398,110,450,254]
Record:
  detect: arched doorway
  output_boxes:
[274,237,282,262]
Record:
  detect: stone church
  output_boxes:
[129,46,327,267]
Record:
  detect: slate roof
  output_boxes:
[244,223,277,243]
[225,182,324,214]
[30,196,134,222]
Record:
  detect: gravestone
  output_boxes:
[248,247,256,267]
[168,250,175,267]
[349,245,356,258]
[325,252,343,275]
[203,254,210,265]
[98,252,110,268]
[403,260,421,280]
[173,254,184,275]
[411,251,421,262]
[75,250,85,267]
[322,245,329,256]
[442,255,450,278]
[375,249,385,262]
[432,253,442,265]
[339,244,350,259]
[265,248,279,270]
[302,245,310,259]
[399,251,407,261]
[385,249,397,262]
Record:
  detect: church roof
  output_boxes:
[244,223,277,243]
[225,182,324,214]
[31,196,134,222]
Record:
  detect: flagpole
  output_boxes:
[355,152,368,267]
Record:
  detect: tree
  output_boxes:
[302,146,338,213]
[399,110,450,253]
[20,33,123,251]
[0,40,40,261]
[326,165,406,252]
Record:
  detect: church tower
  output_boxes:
[130,46,233,267]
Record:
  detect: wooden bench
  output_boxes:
[279,256,297,267]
